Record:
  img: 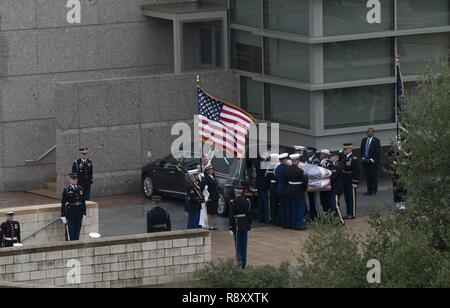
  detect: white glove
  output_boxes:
[61,217,67,224]
[352,184,358,188]
[229,231,234,235]
[370,158,375,163]
[83,215,86,220]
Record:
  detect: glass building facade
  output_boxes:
[202,0,450,146]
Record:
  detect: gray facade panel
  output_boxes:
[55,83,79,130]
[79,127,143,173]
[78,81,142,128]
[0,0,37,31]
[98,0,148,23]
[36,0,99,28]
[2,164,56,192]
[37,22,173,74]
[2,119,56,168]
[0,76,40,122]
[0,30,38,76]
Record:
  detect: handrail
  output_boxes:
[25,145,56,163]
[22,218,60,242]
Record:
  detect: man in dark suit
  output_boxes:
[360,128,381,196]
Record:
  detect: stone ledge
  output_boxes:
[0,202,98,216]
[0,230,210,257]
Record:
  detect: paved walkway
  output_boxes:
[0,178,395,266]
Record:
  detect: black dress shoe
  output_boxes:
[364,192,372,196]
[371,192,377,196]
[343,216,353,220]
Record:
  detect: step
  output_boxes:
[45,181,57,191]
[27,188,58,200]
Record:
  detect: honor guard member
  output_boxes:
[330,151,344,215]
[319,150,334,212]
[0,211,21,247]
[229,184,252,269]
[61,173,87,241]
[147,195,171,233]
[255,152,270,224]
[72,148,93,200]
[285,154,309,230]
[342,144,360,219]
[306,147,321,219]
[294,146,308,163]
[265,154,279,225]
[274,153,290,228]
[185,169,204,229]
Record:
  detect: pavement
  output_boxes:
[0,178,396,267]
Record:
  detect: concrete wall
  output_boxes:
[0,202,99,245]
[55,70,239,197]
[0,229,211,288]
[0,0,176,192]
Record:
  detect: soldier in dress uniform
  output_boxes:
[185,169,204,229]
[341,143,360,220]
[265,154,279,225]
[319,150,334,213]
[274,153,290,228]
[294,146,308,163]
[330,151,344,219]
[229,184,252,269]
[72,148,93,200]
[306,147,321,219]
[254,152,270,224]
[0,211,21,247]
[285,154,309,231]
[147,195,171,233]
[61,173,87,241]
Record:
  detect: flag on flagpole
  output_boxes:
[197,87,256,158]
[396,61,405,113]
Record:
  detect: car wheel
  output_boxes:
[217,193,228,217]
[142,176,154,199]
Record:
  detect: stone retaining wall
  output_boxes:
[0,229,211,288]
[0,202,99,245]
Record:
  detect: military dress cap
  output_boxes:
[187,169,199,176]
[151,195,162,202]
[343,143,353,148]
[79,147,88,154]
[294,146,306,151]
[319,149,331,156]
[331,150,340,156]
[306,147,317,153]
[289,154,301,160]
[234,184,244,190]
[68,173,78,179]
[5,210,14,216]
[278,153,289,160]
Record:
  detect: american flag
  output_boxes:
[197,87,255,158]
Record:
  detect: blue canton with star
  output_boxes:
[198,88,223,122]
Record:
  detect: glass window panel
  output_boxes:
[323,0,394,36]
[199,0,228,6]
[231,30,263,73]
[264,0,309,35]
[398,0,450,29]
[397,33,450,76]
[265,38,310,82]
[231,0,262,27]
[240,77,264,119]
[324,84,395,129]
[324,38,394,82]
[182,21,223,71]
[266,84,310,129]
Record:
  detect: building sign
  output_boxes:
[66,0,81,24]
[367,0,381,24]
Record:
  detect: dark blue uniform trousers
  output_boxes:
[234,231,248,268]
[308,192,319,219]
[67,218,83,241]
[187,212,201,229]
[277,194,291,228]
[257,189,269,223]
[343,183,355,217]
[290,196,306,229]
[82,185,91,201]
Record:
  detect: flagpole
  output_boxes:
[395,53,401,142]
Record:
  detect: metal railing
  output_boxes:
[25,145,56,164]
[22,218,60,242]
